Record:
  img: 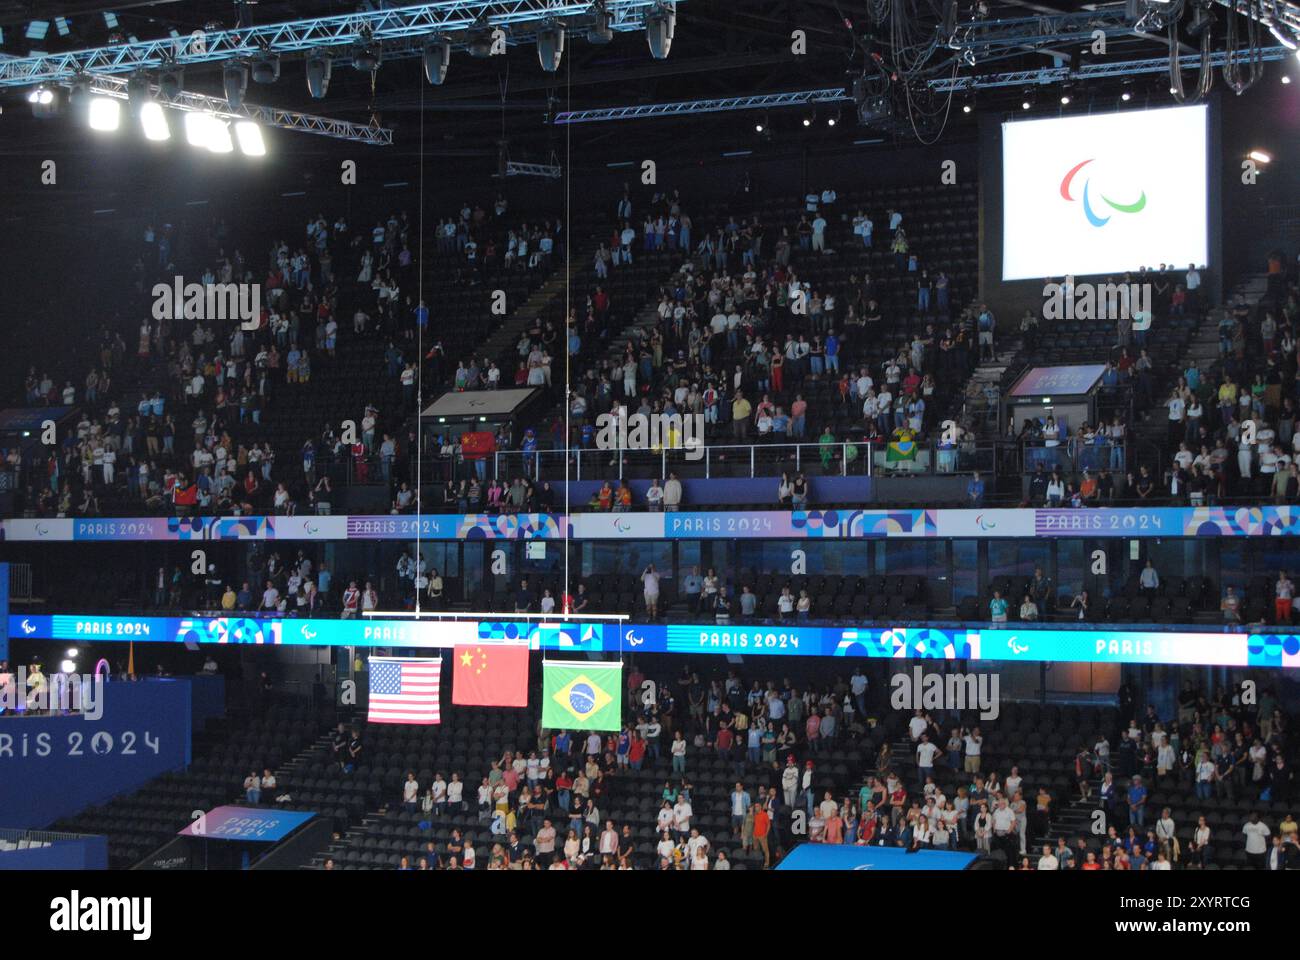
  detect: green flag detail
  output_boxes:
[542,661,623,731]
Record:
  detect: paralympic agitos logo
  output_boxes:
[1060,159,1146,227]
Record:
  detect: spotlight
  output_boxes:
[537,25,565,72]
[1021,98,1030,110]
[802,114,813,127]
[587,8,613,44]
[827,115,837,127]
[60,659,76,675]
[185,110,213,147]
[1284,75,1293,85]
[306,51,332,98]
[235,121,266,156]
[140,101,170,141]
[1121,90,1132,101]
[962,102,972,114]
[251,53,280,84]
[66,648,79,659]
[69,76,91,112]
[1249,150,1272,164]
[28,84,62,119]
[88,96,120,131]
[206,116,233,153]
[353,44,380,72]
[423,37,450,85]
[467,31,494,58]
[1059,93,1071,105]
[26,20,48,41]
[159,66,184,99]
[224,61,248,108]
[126,74,151,116]
[755,121,764,132]
[1169,86,1177,94]
[646,2,675,60]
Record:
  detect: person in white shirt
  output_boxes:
[908,710,928,741]
[402,771,419,809]
[1242,813,1271,868]
[963,728,983,773]
[1036,844,1059,870]
[672,797,693,837]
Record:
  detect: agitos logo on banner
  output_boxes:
[1060,159,1147,228]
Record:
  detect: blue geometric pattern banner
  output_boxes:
[9,614,1300,669]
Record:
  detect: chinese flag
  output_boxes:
[452,644,529,707]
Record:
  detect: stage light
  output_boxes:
[88,96,120,131]
[1021,99,1030,110]
[353,44,380,72]
[159,65,184,98]
[537,25,565,72]
[26,20,48,40]
[224,61,248,108]
[467,31,493,58]
[827,115,837,126]
[127,74,151,115]
[251,53,280,84]
[1249,150,1272,164]
[587,8,613,44]
[1060,93,1071,105]
[66,648,79,658]
[306,51,332,98]
[185,110,215,147]
[27,87,53,105]
[423,37,450,84]
[235,120,266,156]
[60,660,76,674]
[103,12,118,29]
[140,101,170,140]
[962,103,972,113]
[646,2,675,60]
[69,76,90,112]
[55,17,70,36]
[755,121,764,132]
[1284,75,1293,84]
[802,115,812,127]
[28,84,62,118]
[1121,90,1132,101]
[206,116,233,153]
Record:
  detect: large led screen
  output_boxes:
[1001,105,1208,281]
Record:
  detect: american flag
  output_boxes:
[368,657,442,725]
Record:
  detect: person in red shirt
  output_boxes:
[341,580,360,619]
[1081,851,1101,870]
[628,733,647,771]
[752,805,771,867]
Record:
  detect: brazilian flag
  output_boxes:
[542,660,623,731]
[886,439,917,462]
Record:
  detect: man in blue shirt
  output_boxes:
[967,471,985,507]
[729,783,752,836]
[825,331,841,374]
[1127,775,1148,826]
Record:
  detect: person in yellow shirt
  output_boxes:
[732,391,752,440]
[221,584,237,611]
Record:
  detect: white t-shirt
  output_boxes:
[908,716,928,740]
[1242,821,1271,854]
[917,742,941,769]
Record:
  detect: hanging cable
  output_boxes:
[1222,0,1265,95]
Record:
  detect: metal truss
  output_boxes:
[0,0,679,87]
[554,87,848,124]
[79,73,392,145]
[929,45,1295,91]
[503,160,562,176]
[948,6,1143,58]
